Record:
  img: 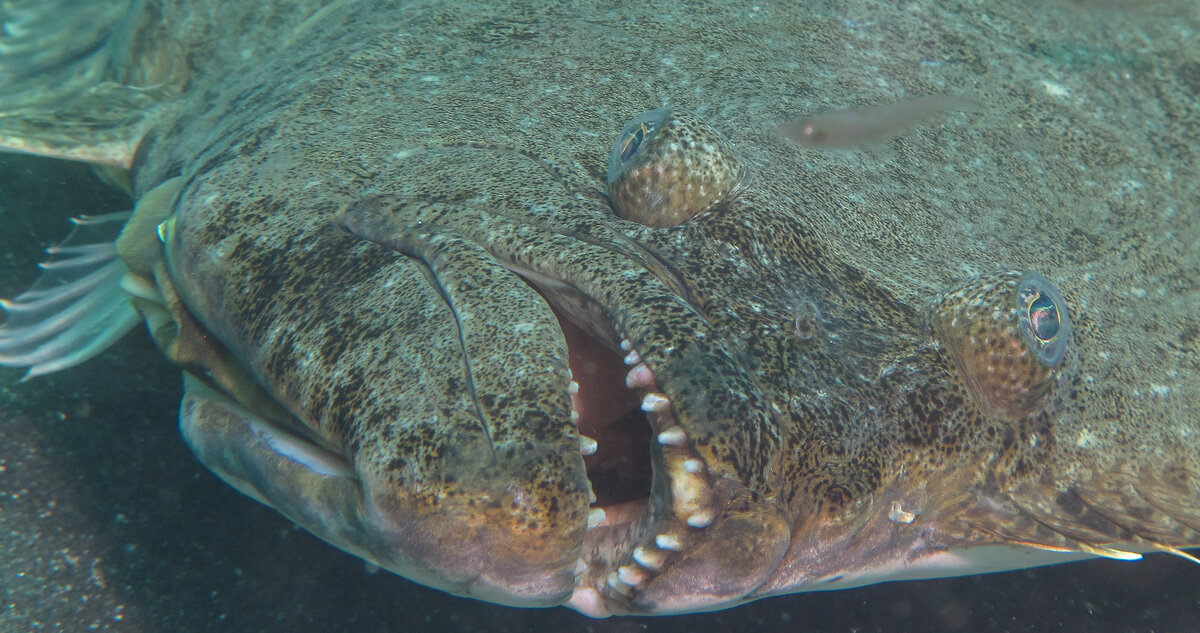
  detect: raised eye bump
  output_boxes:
[928,271,1072,419]
[606,108,746,228]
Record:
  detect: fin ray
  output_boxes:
[0,267,126,341]
[1,262,122,312]
[0,211,139,378]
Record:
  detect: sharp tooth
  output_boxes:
[670,458,711,521]
[655,533,683,551]
[579,435,598,455]
[641,392,670,413]
[632,546,665,571]
[888,501,916,524]
[620,339,633,351]
[606,571,633,595]
[574,559,589,576]
[623,349,641,365]
[625,363,654,388]
[587,480,597,503]
[686,511,714,528]
[657,426,688,446]
[570,409,580,423]
[617,565,646,586]
[567,380,580,395]
[587,507,607,528]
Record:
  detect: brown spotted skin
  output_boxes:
[608,110,747,228]
[927,271,1066,420]
[104,0,1198,616]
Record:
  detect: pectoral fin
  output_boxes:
[0,212,139,379]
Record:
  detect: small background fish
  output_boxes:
[778,95,982,149]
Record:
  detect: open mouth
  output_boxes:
[558,314,653,510]
[333,190,725,612]
[540,296,720,615]
[557,307,659,611]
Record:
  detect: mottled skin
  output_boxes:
[6,0,1200,617]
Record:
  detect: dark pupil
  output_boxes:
[1028,295,1060,342]
[620,125,647,163]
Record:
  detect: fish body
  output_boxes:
[778,96,981,149]
[1,0,1197,619]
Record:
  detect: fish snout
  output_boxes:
[361,446,591,607]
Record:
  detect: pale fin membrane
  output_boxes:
[0,212,139,379]
[0,0,184,168]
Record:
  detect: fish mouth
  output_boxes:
[525,278,789,617]
[549,304,689,616]
[335,191,788,614]
[557,314,654,513]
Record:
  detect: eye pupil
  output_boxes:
[620,125,647,163]
[606,108,670,186]
[1028,295,1060,342]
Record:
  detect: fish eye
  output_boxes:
[928,271,1071,419]
[606,108,747,228]
[607,108,668,186]
[1028,296,1058,340]
[801,122,823,142]
[1017,272,1070,366]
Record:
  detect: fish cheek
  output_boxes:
[927,271,1071,419]
[606,108,746,228]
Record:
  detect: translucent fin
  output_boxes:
[0,88,158,168]
[0,212,139,379]
[1154,544,1200,566]
[0,2,132,104]
[0,0,184,168]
